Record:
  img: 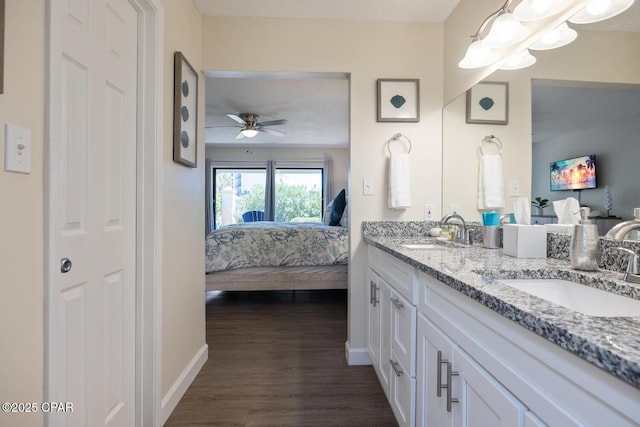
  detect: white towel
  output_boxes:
[388,153,411,209]
[477,154,505,209]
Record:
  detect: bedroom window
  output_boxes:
[274,168,323,222]
[215,168,266,227]
[213,167,324,227]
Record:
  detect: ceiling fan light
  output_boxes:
[458,40,497,69]
[513,0,573,21]
[529,22,578,50]
[569,0,635,24]
[240,128,258,138]
[499,49,537,70]
[482,12,530,49]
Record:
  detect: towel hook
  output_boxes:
[387,133,412,155]
[480,135,503,155]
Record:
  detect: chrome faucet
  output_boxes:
[440,213,469,245]
[605,219,640,283]
[605,219,640,241]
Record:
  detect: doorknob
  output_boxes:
[60,258,72,273]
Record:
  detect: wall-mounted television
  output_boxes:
[550,154,596,191]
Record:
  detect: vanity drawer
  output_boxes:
[369,246,418,304]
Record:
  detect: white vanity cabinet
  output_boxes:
[367,244,640,427]
[417,314,526,427]
[418,270,640,427]
[368,246,418,427]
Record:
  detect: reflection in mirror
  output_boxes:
[443,28,640,230]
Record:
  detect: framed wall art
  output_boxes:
[377,79,420,122]
[173,52,198,167]
[466,81,509,125]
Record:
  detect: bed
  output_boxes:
[205,222,349,291]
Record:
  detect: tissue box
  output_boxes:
[503,224,547,258]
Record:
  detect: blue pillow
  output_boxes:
[329,189,347,226]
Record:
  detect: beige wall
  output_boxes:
[161,0,206,398]
[205,146,349,199]
[0,1,45,426]
[201,16,443,355]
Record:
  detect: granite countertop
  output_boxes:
[364,233,640,391]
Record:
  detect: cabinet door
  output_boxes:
[453,347,526,427]
[377,280,392,398]
[391,288,417,377]
[416,314,454,427]
[390,350,416,427]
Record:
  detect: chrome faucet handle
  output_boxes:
[611,247,639,280]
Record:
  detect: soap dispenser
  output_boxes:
[570,207,600,271]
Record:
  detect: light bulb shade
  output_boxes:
[240,128,258,138]
[529,22,578,50]
[499,49,537,70]
[569,0,635,24]
[513,0,573,21]
[482,12,530,48]
[458,40,498,69]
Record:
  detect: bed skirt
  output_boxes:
[205,264,348,292]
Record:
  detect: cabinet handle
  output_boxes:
[369,281,374,305]
[389,359,404,377]
[445,360,459,412]
[369,281,380,307]
[437,351,459,412]
[390,297,405,309]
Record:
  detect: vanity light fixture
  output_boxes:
[499,49,537,70]
[482,12,531,49]
[513,0,573,21]
[569,0,635,24]
[458,40,499,69]
[529,22,578,50]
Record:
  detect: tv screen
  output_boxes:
[550,154,596,191]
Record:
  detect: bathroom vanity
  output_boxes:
[364,222,640,427]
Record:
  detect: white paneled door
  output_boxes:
[47,0,138,425]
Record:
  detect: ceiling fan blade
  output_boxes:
[205,125,242,129]
[260,128,286,137]
[257,119,287,127]
[235,131,245,139]
[226,113,246,124]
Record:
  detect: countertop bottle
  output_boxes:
[570,207,600,271]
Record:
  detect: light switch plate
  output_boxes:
[4,123,32,174]
[509,179,520,196]
[363,178,373,195]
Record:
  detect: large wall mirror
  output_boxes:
[443,22,640,231]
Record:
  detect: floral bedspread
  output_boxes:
[205,222,349,272]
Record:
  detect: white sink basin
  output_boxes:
[401,244,439,250]
[497,279,640,317]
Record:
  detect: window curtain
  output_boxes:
[205,159,215,233]
[264,160,276,221]
[323,158,334,207]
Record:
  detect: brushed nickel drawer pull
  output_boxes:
[389,359,404,377]
[390,297,405,309]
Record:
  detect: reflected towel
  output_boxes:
[477,154,505,209]
[388,153,411,209]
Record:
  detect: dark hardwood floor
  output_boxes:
[164,289,397,427]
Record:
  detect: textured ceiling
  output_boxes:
[205,72,350,147]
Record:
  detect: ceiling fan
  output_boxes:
[210,113,287,139]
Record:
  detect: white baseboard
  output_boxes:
[345,341,372,365]
[161,344,208,425]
